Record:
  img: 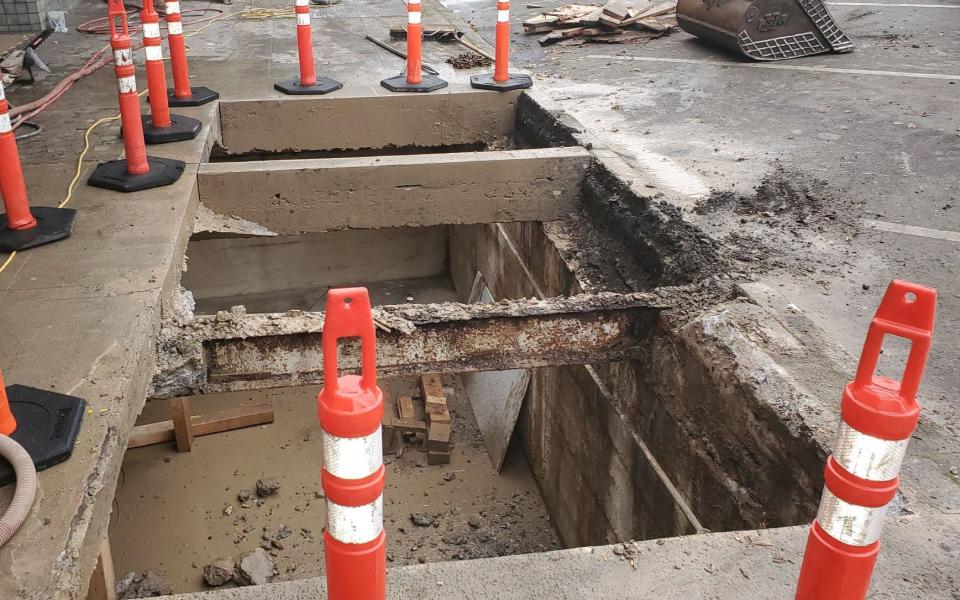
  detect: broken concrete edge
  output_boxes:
[154,513,960,600]
[0,103,216,598]
[516,93,729,288]
[193,203,279,239]
[148,289,687,398]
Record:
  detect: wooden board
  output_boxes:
[127,404,275,449]
[398,395,416,420]
[599,0,630,26]
[169,397,194,453]
[427,422,452,452]
[420,374,446,407]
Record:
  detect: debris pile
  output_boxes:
[447,52,493,69]
[523,0,677,45]
[116,570,173,598]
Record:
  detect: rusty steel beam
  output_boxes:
[152,292,671,397]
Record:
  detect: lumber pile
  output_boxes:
[523,0,678,45]
[382,374,452,465]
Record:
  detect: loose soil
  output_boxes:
[112,376,560,594]
[691,163,865,280]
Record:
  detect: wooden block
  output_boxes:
[426,403,451,424]
[427,451,450,465]
[128,404,275,449]
[86,539,116,600]
[427,421,452,452]
[391,418,428,434]
[398,396,416,420]
[169,397,194,453]
[600,0,630,23]
[420,374,446,405]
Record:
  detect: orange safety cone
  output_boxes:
[274,0,343,95]
[317,288,387,600]
[0,81,76,252]
[381,0,447,92]
[795,280,937,600]
[470,0,532,91]
[164,0,218,106]
[88,0,185,192]
[140,0,201,144]
[0,368,85,486]
[0,371,16,436]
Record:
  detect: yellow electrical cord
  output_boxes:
[0,8,275,276]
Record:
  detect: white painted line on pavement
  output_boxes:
[828,2,960,7]
[586,55,960,80]
[863,219,960,243]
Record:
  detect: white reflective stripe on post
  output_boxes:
[113,48,133,66]
[408,0,421,4]
[0,83,7,102]
[0,114,11,134]
[816,487,888,547]
[497,9,510,21]
[409,11,421,23]
[297,12,310,25]
[145,45,163,61]
[295,0,309,6]
[831,421,909,482]
[168,21,183,35]
[118,75,137,94]
[326,496,384,544]
[322,428,383,480]
[165,1,180,13]
[143,22,161,38]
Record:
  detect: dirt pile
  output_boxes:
[693,163,863,278]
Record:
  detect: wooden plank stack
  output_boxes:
[421,374,452,465]
[381,374,452,465]
[523,0,678,45]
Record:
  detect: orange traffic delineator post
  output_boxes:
[164,0,218,106]
[381,0,447,93]
[0,81,76,252]
[470,0,531,91]
[88,0,185,193]
[140,0,201,144]
[0,368,85,487]
[274,0,343,95]
[317,288,387,600]
[795,280,937,600]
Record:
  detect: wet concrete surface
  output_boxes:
[444,0,960,512]
[112,376,560,594]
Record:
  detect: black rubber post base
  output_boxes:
[274,77,343,96]
[166,86,219,107]
[87,157,186,193]
[0,206,76,252]
[142,113,202,145]
[0,385,85,487]
[380,73,448,93]
[470,72,533,91]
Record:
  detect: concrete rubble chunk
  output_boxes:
[116,570,173,598]
[235,548,278,586]
[256,477,281,497]
[411,513,435,527]
[202,558,235,586]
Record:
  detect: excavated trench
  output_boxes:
[112,91,827,593]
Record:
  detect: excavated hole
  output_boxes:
[115,92,826,594]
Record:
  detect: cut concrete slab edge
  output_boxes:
[158,514,960,599]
